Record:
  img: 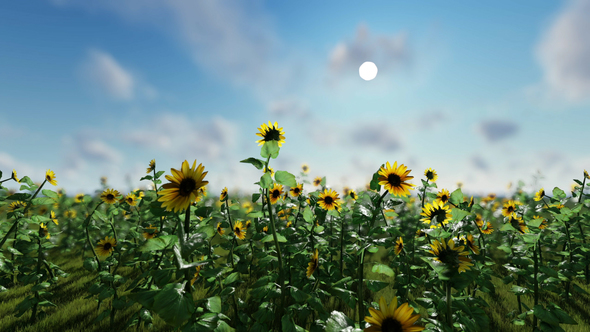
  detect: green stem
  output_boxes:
[30,235,43,323]
[357,247,366,328]
[533,241,539,331]
[446,281,452,327]
[183,208,192,295]
[340,216,345,278]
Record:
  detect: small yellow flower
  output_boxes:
[435,189,450,205]
[11,169,19,183]
[143,224,158,239]
[39,223,50,239]
[364,297,424,332]
[394,237,404,255]
[220,187,228,202]
[289,183,303,197]
[269,184,284,205]
[313,177,322,187]
[301,163,310,174]
[101,189,121,205]
[217,222,225,236]
[256,121,285,147]
[234,220,246,240]
[45,169,57,186]
[378,161,415,197]
[349,190,358,200]
[146,159,156,174]
[306,249,319,277]
[64,209,77,219]
[96,236,116,256]
[424,168,438,182]
[317,189,341,211]
[501,200,518,218]
[74,193,85,203]
[125,193,138,206]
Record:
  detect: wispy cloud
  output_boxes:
[536,0,590,102]
[328,24,410,81]
[80,49,135,101]
[478,120,519,142]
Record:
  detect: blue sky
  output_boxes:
[1,0,589,197]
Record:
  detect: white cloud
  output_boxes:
[477,120,519,142]
[328,24,410,80]
[267,98,309,118]
[123,113,238,160]
[536,0,590,102]
[81,49,135,100]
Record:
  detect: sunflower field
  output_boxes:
[1,121,590,332]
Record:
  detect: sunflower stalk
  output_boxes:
[224,199,236,269]
[30,235,43,323]
[357,246,367,328]
[533,240,539,331]
[183,208,192,295]
[446,281,452,327]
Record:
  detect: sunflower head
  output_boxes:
[289,183,303,197]
[435,189,450,205]
[147,159,156,174]
[245,220,252,229]
[349,190,358,200]
[64,209,76,219]
[216,222,225,236]
[420,201,452,226]
[464,234,480,255]
[534,188,545,202]
[157,160,209,213]
[242,201,253,213]
[101,188,121,205]
[318,188,341,211]
[428,238,473,273]
[269,183,284,205]
[394,237,404,255]
[263,225,269,232]
[39,223,50,239]
[45,169,57,186]
[74,193,85,203]
[313,176,323,187]
[9,201,27,212]
[100,176,108,186]
[364,296,424,332]
[501,200,518,218]
[306,249,319,278]
[143,224,158,239]
[96,236,116,256]
[11,169,19,183]
[301,163,310,174]
[424,168,438,182]
[585,169,589,180]
[378,162,415,197]
[234,221,246,240]
[256,121,285,147]
[125,193,138,206]
[509,216,528,234]
[534,216,548,229]
[220,187,228,202]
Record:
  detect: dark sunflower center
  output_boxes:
[303,166,308,171]
[46,175,51,181]
[264,128,281,141]
[387,174,402,187]
[507,206,514,213]
[271,190,281,198]
[381,317,403,332]
[179,178,197,196]
[438,248,459,265]
[104,243,112,250]
[235,227,241,234]
[324,196,333,205]
[426,171,434,179]
[127,198,133,203]
[432,208,447,223]
[351,193,356,199]
[441,195,448,202]
[107,194,115,200]
[293,188,300,194]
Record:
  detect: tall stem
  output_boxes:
[446,281,452,327]
[357,247,366,328]
[533,241,539,331]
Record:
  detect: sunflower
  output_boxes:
[289,183,303,197]
[8,201,27,212]
[364,296,424,332]
[463,234,480,255]
[216,222,225,236]
[302,163,310,174]
[343,187,351,196]
[534,188,545,202]
[75,193,85,203]
[220,187,228,202]
[101,188,121,205]
[269,183,284,205]
[416,229,426,238]
[96,236,116,256]
[263,226,269,232]
[146,159,156,174]
[39,223,50,239]
[428,239,473,273]
[11,169,19,183]
[435,189,450,205]
[125,193,138,206]
[306,249,319,278]
[378,162,415,197]
[585,169,589,180]
[475,215,494,235]
[394,237,404,255]
[38,206,48,215]
[424,168,438,182]
[245,220,252,229]
[509,216,528,234]
[45,169,57,186]
[234,220,246,240]
[534,216,548,229]
[143,224,158,239]
[157,160,209,213]
[318,189,341,211]
[420,201,452,226]
[264,167,275,177]
[256,121,285,147]
[64,209,77,219]
[286,221,292,228]
[100,176,108,186]
[313,177,322,187]
[242,201,253,213]
[501,200,518,218]
[350,190,358,200]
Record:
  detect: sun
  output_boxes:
[359,61,378,81]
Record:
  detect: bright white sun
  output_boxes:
[359,61,378,81]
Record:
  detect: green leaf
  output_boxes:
[261,234,287,243]
[451,208,470,223]
[539,266,559,278]
[281,314,305,332]
[83,258,98,272]
[240,158,265,170]
[552,187,566,200]
[275,171,297,188]
[371,264,394,277]
[366,280,389,292]
[260,173,273,189]
[207,296,222,313]
[19,176,35,187]
[303,207,314,223]
[261,140,280,159]
[534,305,560,326]
[139,235,178,252]
[152,283,195,327]
[223,272,240,286]
[31,197,55,205]
[31,282,51,292]
[41,189,58,199]
[215,320,236,332]
[325,311,360,332]
[449,188,464,206]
